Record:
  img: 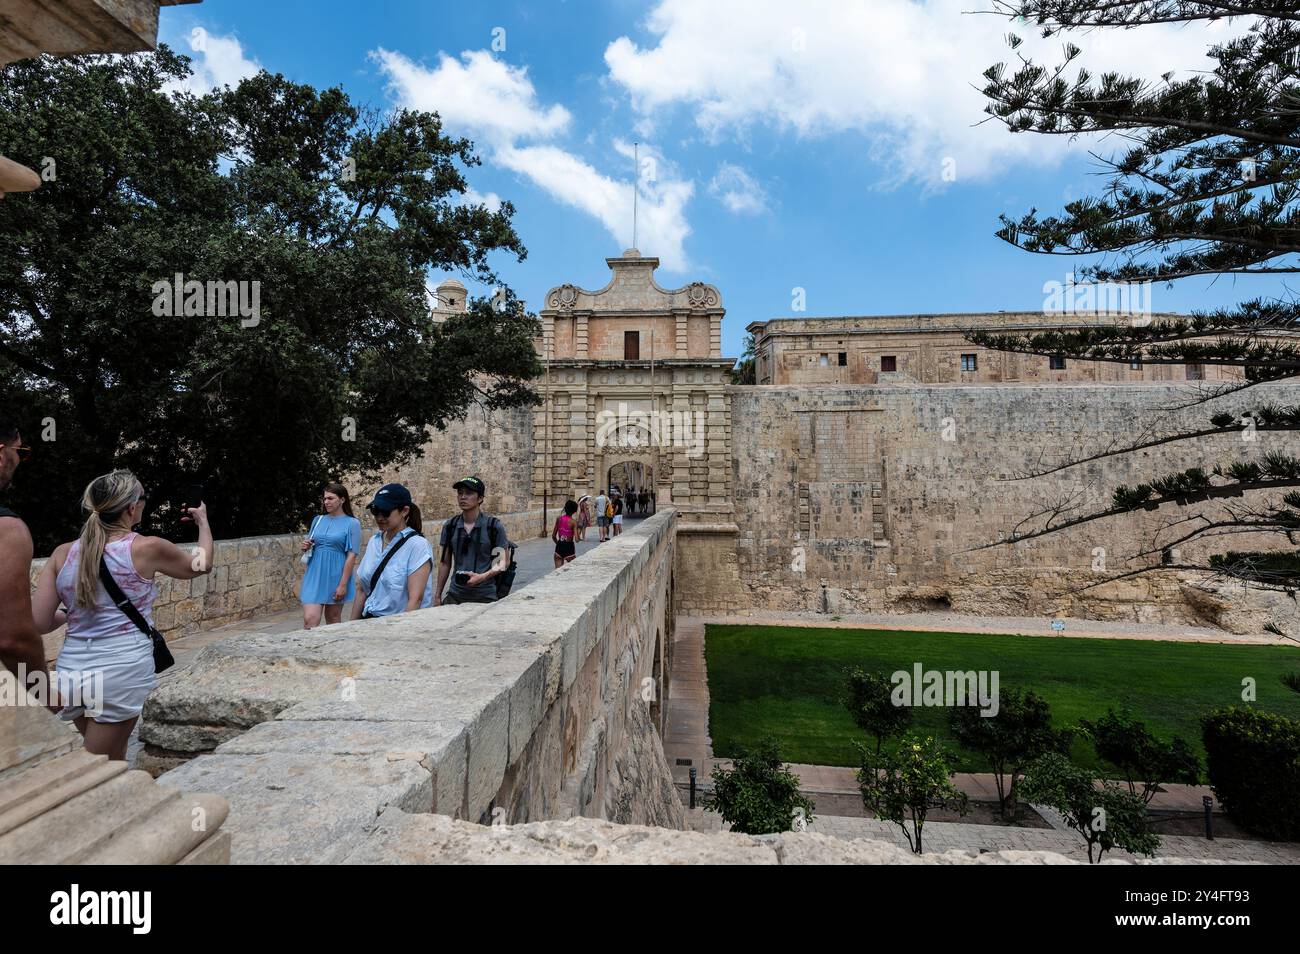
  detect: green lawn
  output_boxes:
[705,624,1300,774]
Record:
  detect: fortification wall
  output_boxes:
[139,511,682,864]
[383,403,536,518]
[702,382,1300,632]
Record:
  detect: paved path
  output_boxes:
[695,609,1295,645]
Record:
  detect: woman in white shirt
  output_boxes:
[352,483,433,619]
[30,469,214,760]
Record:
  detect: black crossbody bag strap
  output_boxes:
[99,559,174,673]
[440,515,463,566]
[368,530,414,593]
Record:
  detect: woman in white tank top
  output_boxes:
[30,470,214,761]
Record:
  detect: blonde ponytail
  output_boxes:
[75,470,143,607]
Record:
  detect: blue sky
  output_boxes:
[158,0,1290,360]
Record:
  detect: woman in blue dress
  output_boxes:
[299,482,362,629]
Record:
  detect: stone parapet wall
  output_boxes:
[708,382,1300,632]
[29,510,544,665]
[139,510,682,863]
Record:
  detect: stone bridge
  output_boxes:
[141,510,683,863]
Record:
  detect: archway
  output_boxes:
[605,459,656,518]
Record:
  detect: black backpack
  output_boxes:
[444,513,518,598]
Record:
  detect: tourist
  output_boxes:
[612,490,624,536]
[299,482,362,629]
[638,488,649,516]
[30,470,215,761]
[352,483,433,619]
[553,499,578,568]
[0,419,54,706]
[594,488,610,542]
[434,476,514,605]
[575,494,591,541]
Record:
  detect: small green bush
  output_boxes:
[1020,753,1160,863]
[949,687,1072,817]
[858,734,968,854]
[703,738,815,835]
[1080,708,1200,802]
[1201,706,1300,840]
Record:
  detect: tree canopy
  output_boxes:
[0,48,541,553]
[970,1,1300,594]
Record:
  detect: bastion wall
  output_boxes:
[681,382,1300,632]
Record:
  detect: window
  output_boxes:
[961,353,978,372]
[837,352,847,367]
[1049,356,1067,370]
[1130,357,1143,371]
[1185,363,1204,380]
[624,330,640,360]
[819,354,829,366]
[881,355,897,373]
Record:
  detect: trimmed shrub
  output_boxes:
[1201,706,1300,840]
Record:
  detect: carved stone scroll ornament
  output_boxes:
[547,283,579,309]
[686,282,718,308]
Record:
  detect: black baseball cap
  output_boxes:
[368,483,412,512]
[453,475,486,496]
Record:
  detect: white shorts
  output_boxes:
[612,514,623,525]
[56,631,157,724]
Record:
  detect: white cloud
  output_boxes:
[708,163,768,214]
[461,188,504,213]
[372,49,571,147]
[497,145,693,270]
[375,48,695,270]
[605,0,1241,188]
[166,27,260,95]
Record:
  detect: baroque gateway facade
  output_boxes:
[409,251,1299,633]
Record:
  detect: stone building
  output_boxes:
[748,312,1239,386]
[532,249,736,537]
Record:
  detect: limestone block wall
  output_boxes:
[138,511,682,864]
[714,382,1300,630]
[382,403,537,519]
[28,510,543,665]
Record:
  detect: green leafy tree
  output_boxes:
[0,49,540,552]
[703,738,816,835]
[948,687,1073,817]
[1020,752,1161,863]
[1079,708,1201,802]
[971,2,1300,594]
[729,333,756,385]
[844,667,912,756]
[857,734,968,854]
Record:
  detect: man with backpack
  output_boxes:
[434,476,516,605]
[594,488,610,543]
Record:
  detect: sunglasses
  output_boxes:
[368,506,394,517]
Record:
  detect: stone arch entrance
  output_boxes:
[604,456,656,515]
